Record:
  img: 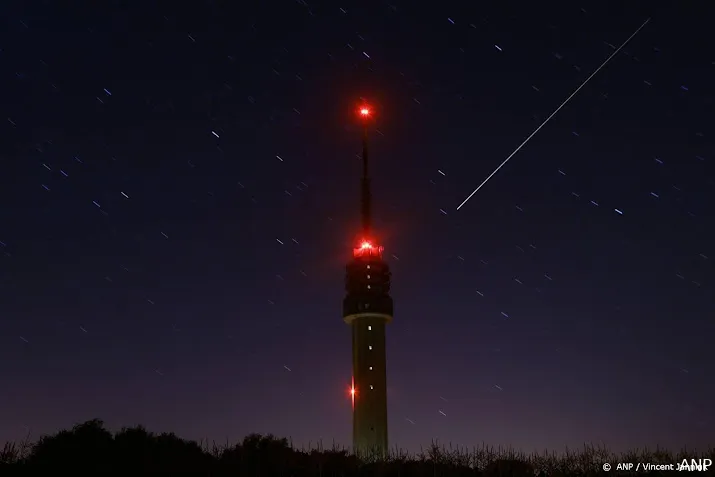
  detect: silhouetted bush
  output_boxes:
[1,419,712,476]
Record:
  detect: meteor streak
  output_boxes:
[457,18,651,211]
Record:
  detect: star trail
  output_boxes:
[0,0,713,457]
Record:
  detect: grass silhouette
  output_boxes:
[1,419,712,476]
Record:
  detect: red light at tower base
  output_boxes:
[350,377,356,410]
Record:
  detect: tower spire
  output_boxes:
[361,122,371,235]
[359,106,372,235]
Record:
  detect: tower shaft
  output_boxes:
[350,316,388,457]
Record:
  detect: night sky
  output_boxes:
[1,1,713,455]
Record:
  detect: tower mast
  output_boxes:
[360,112,371,235]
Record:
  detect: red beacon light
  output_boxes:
[353,239,384,259]
[357,105,372,120]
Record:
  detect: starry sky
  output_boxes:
[1,0,713,455]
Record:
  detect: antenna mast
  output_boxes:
[359,106,372,235]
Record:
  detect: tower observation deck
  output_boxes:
[343,105,393,459]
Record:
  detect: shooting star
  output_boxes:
[457,17,651,210]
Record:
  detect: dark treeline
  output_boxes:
[1,419,712,476]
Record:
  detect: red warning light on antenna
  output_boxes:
[357,104,372,120]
